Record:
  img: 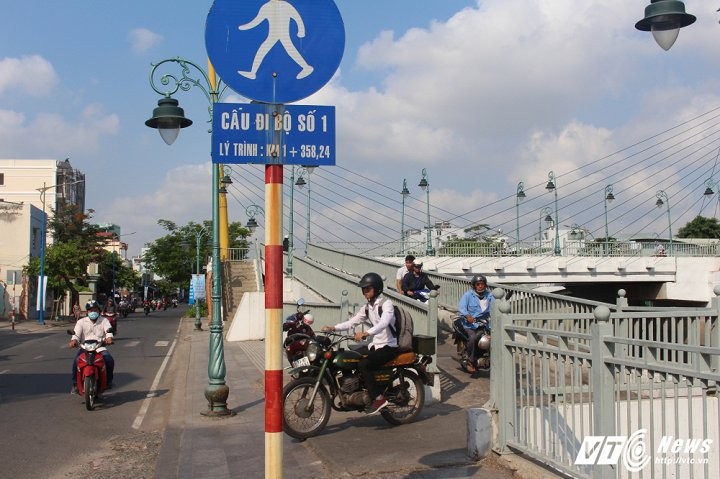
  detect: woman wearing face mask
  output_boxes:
[69,300,115,394]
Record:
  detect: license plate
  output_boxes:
[292,357,310,368]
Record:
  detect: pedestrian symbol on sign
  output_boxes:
[205,0,345,104]
[237,0,314,80]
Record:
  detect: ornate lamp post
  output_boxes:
[36,178,85,325]
[418,168,433,256]
[545,171,561,255]
[703,178,720,198]
[538,206,553,252]
[655,190,673,254]
[295,165,316,254]
[635,0,696,51]
[245,204,265,233]
[192,226,210,331]
[515,181,526,255]
[145,57,232,416]
[400,179,410,254]
[603,185,615,255]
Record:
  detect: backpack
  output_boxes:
[366,298,414,351]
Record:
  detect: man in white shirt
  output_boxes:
[69,300,115,393]
[395,255,415,293]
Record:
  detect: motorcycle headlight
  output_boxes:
[306,341,319,362]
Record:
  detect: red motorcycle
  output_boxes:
[102,311,118,335]
[283,299,316,374]
[67,331,109,410]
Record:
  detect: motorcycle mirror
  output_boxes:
[107,328,115,334]
[296,298,305,306]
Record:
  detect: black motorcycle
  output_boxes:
[282,332,433,440]
[451,316,491,371]
[283,299,315,375]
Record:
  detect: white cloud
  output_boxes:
[128,28,163,54]
[0,55,58,96]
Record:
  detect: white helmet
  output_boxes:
[302,313,314,325]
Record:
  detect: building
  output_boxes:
[0,158,87,320]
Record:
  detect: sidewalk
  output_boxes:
[155,318,555,479]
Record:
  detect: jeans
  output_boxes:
[464,327,481,364]
[72,349,114,386]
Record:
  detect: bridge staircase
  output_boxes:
[221,260,258,322]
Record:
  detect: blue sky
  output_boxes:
[2,1,720,257]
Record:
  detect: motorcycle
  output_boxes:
[102,311,118,335]
[283,299,316,373]
[143,301,151,316]
[451,316,491,371]
[282,331,433,440]
[67,330,110,411]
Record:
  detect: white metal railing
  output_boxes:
[490,289,720,479]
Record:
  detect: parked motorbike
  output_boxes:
[282,331,433,440]
[283,299,315,373]
[67,330,110,411]
[451,316,491,371]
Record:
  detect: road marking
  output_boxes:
[0,369,9,374]
[124,340,140,348]
[33,355,44,360]
[132,323,180,430]
[155,340,169,347]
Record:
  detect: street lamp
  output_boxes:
[418,168,433,256]
[36,178,85,325]
[635,0,696,51]
[295,165,316,254]
[145,57,232,416]
[192,226,210,331]
[703,177,719,197]
[539,206,553,252]
[655,190,673,254]
[603,185,615,255]
[245,204,265,233]
[545,171,561,255]
[516,181,526,255]
[401,179,410,255]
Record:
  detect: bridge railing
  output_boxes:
[490,288,720,479]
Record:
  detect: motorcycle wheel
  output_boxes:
[84,376,96,411]
[282,377,331,440]
[381,370,424,426]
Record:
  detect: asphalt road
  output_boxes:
[0,306,184,478]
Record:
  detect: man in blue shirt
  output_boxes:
[458,275,494,373]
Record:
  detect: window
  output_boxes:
[0,173,4,185]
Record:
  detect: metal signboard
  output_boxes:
[211,102,335,165]
[205,0,345,104]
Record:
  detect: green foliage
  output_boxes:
[143,219,251,292]
[187,300,208,318]
[24,203,105,301]
[96,251,141,296]
[677,215,720,239]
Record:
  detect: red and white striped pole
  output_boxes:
[264,164,284,478]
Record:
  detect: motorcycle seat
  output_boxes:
[384,351,416,367]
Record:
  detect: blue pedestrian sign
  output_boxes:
[212,103,335,165]
[206,0,345,104]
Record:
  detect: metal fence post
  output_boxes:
[711,285,720,373]
[591,305,616,479]
[490,287,513,452]
[427,290,439,374]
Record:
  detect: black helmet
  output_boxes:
[358,272,384,295]
[471,275,487,286]
[86,300,101,311]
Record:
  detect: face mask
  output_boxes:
[88,311,100,321]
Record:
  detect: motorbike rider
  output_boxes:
[69,300,115,393]
[401,260,438,302]
[458,275,495,373]
[323,272,398,415]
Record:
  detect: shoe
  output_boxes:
[365,395,388,415]
[70,386,78,395]
[464,361,477,373]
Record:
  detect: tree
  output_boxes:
[24,201,105,306]
[143,219,251,292]
[677,215,720,238]
[96,251,141,297]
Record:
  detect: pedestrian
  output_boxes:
[72,302,81,322]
